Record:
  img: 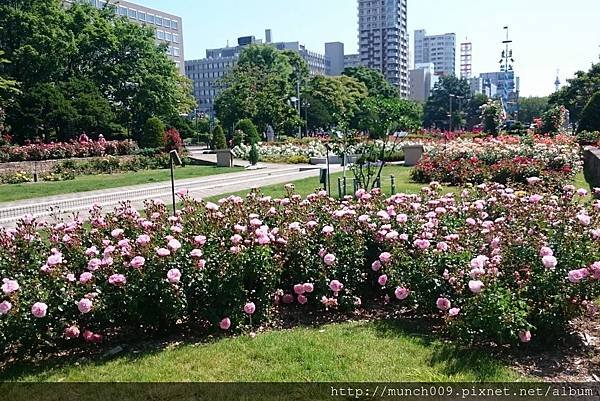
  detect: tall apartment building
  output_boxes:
[64,0,184,73]
[344,54,362,69]
[357,0,409,97]
[186,31,331,115]
[413,30,455,77]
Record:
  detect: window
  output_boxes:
[171,20,178,30]
[147,14,155,24]
[165,32,172,42]
[164,18,171,29]
[173,34,179,44]
[155,16,163,26]
[128,9,136,19]
[118,6,127,16]
[157,30,165,40]
[138,11,146,21]
[173,47,180,57]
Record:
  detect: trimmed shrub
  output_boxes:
[140,117,166,149]
[236,119,260,145]
[212,125,227,150]
[249,143,259,166]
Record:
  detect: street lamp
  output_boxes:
[456,96,465,131]
[449,94,456,132]
[169,150,182,216]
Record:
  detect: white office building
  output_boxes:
[409,63,437,102]
[358,0,409,97]
[414,29,455,77]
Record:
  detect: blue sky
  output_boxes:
[135,0,600,97]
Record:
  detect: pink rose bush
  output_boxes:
[1,182,600,357]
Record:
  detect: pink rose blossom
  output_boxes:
[130,256,145,269]
[108,274,126,286]
[167,268,182,283]
[323,253,336,266]
[190,249,203,258]
[64,325,80,339]
[167,238,182,251]
[303,283,314,293]
[2,278,19,295]
[156,248,171,257]
[379,252,392,264]
[518,330,531,343]
[219,317,231,330]
[468,280,484,294]
[436,297,451,311]
[449,307,460,317]
[194,235,207,246]
[136,235,151,246]
[297,294,308,305]
[371,260,382,272]
[329,280,344,295]
[111,229,124,238]
[197,259,207,269]
[87,258,101,271]
[394,287,410,300]
[568,268,589,284]
[539,246,553,257]
[542,255,558,270]
[0,300,12,315]
[31,302,48,318]
[293,284,305,295]
[79,272,93,284]
[378,275,388,286]
[244,302,256,315]
[77,298,93,314]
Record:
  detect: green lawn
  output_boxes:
[2,320,520,382]
[0,166,243,203]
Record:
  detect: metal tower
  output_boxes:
[554,69,561,92]
[499,26,517,119]
[460,41,473,80]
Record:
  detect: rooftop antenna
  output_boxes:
[499,26,517,119]
[554,69,561,92]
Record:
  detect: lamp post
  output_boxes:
[169,150,182,216]
[456,95,465,131]
[449,94,456,132]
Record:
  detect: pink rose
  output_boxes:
[568,268,589,284]
[1,278,19,295]
[322,225,334,235]
[190,249,203,258]
[436,297,451,311]
[194,235,207,246]
[518,330,531,343]
[167,268,181,284]
[77,298,93,314]
[297,294,308,305]
[31,302,48,318]
[197,259,207,269]
[130,256,145,269]
[79,272,93,284]
[378,275,388,286]
[539,246,553,257]
[394,287,410,300]
[379,252,392,264]
[136,235,151,246]
[329,280,344,295]
[87,258,101,271]
[542,255,557,270]
[371,260,382,272]
[244,302,256,315]
[64,325,80,339]
[293,284,305,295]
[108,274,126,286]
[449,307,460,317]
[111,229,124,238]
[0,300,12,315]
[156,248,171,257]
[303,283,314,293]
[468,280,484,294]
[219,318,231,330]
[167,238,182,251]
[323,253,336,266]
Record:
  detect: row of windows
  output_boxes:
[189,70,227,79]
[156,30,180,43]
[116,5,179,31]
[165,46,181,57]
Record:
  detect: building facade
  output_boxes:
[357,0,409,97]
[64,0,184,73]
[186,31,331,115]
[343,54,362,69]
[413,29,455,77]
[325,42,345,76]
[409,63,436,102]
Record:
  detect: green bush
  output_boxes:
[140,117,166,149]
[236,119,260,145]
[578,92,600,133]
[232,130,245,147]
[249,143,259,166]
[576,130,600,146]
[212,125,227,150]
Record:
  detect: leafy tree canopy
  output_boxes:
[423,76,473,130]
[342,66,397,98]
[549,62,600,124]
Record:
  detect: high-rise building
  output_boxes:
[409,63,436,102]
[358,0,409,97]
[325,42,345,76]
[186,30,331,116]
[413,29,456,76]
[64,0,184,74]
[344,54,362,69]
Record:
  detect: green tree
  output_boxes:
[480,100,503,135]
[518,96,549,124]
[355,96,422,138]
[342,66,397,98]
[423,76,471,130]
[140,117,166,149]
[212,124,227,150]
[549,63,600,125]
[577,92,600,133]
[464,93,488,130]
[0,0,195,143]
[249,143,259,166]
[215,45,300,135]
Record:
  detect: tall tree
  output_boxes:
[342,66,397,98]
[577,92,600,133]
[423,76,472,130]
[355,96,422,138]
[549,63,600,125]
[518,96,549,124]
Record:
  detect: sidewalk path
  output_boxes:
[0,163,339,227]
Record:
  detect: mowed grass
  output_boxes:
[0,166,243,203]
[2,320,521,382]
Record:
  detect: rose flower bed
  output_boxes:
[411,135,581,186]
[1,181,600,357]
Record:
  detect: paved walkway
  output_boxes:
[0,163,340,227]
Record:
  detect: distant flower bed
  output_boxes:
[411,135,581,186]
[1,180,599,357]
[0,138,138,163]
[232,141,327,161]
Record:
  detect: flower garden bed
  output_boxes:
[0,139,138,163]
[1,178,599,358]
[411,135,581,186]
